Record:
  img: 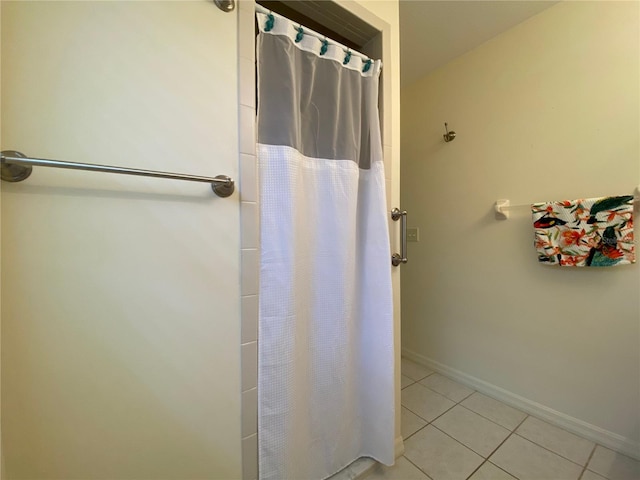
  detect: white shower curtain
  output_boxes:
[256,12,394,480]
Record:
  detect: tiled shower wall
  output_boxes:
[238,1,259,479]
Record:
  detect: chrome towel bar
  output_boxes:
[0,150,234,197]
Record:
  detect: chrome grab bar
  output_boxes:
[0,150,235,198]
[391,207,408,267]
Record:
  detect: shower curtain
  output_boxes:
[256,12,394,480]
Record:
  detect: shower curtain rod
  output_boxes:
[254,3,374,65]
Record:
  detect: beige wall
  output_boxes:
[1,2,242,478]
[401,1,639,457]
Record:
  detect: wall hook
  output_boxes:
[443,122,456,142]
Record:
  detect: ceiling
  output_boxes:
[400,1,559,87]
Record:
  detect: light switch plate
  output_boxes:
[407,227,419,242]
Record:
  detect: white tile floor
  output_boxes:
[366,358,640,480]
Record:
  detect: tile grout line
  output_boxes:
[410,366,605,467]
[462,413,525,480]
[402,401,465,456]
[403,376,489,446]
[511,431,594,470]
[400,369,536,480]
[401,454,435,480]
[408,368,529,431]
[402,370,527,428]
[401,381,470,442]
[403,391,598,480]
[457,401,525,432]
[403,422,429,442]
[577,444,600,480]
[401,379,457,425]
[430,423,490,459]
[471,413,530,480]
[464,458,522,480]
[405,371,436,383]
[488,460,522,480]
[401,403,432,424]
[400,388,460,444]
[401,379,416,390]
[402,366,606,480]
[423,397,459,425]
[416,381,475,404]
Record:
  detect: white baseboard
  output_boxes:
[402,348,640,461]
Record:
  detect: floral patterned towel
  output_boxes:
[532,195,635,267]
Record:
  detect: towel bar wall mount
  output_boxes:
[0,150,235,197]
[391,207,408,266]
[495,187,640,220]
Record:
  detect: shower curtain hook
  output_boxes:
[320,37,329,56]
[295,25,304,43]
[265,11,275,31]
[343,49,352,65]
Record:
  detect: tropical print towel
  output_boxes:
[532,195,635,267]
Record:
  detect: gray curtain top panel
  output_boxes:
[257,33,381,169]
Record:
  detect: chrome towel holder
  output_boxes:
[0,150,235,198]
[391,207,408,266]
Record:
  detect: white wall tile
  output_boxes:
[242,387,258,437]
[241,202,259,249]
[239,56,256,109]
[238,0,258,477]
[239,105,256,155]
[238,2,255,61]
[240,153,258,202]
[242,434,258,480]
[242,341,258,391]
[241,295,258,343]
[241,249,259,295]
